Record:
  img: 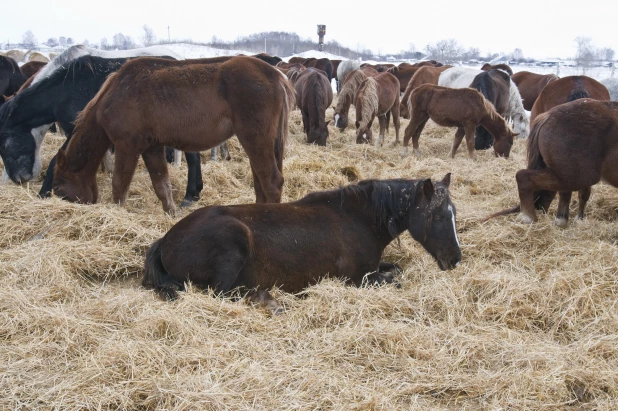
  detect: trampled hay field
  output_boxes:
[1,105,618,410]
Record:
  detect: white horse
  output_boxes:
[600,78,618,101]
[336,60,361,93]
[438,67,530,139]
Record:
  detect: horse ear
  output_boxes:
[56,149,67,169]
[441,173,451,187]
[326,120,331,126]
[416,178,434,206]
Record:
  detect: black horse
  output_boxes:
[0,55,204,205]
[469,69,511,150]
[143,175,462,312]
[0,56,27,107]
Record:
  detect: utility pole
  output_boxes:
[167,26,170,43]
[264,38,267,53]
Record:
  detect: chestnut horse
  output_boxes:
[511,71,559,111]
[354,73,401,146]
[333,67,378,130]
[53,56,295,215]
[402,84,517,159]
[20,61,47,78]
[480,63,513,76]
[302,58,333,80]
[400,65,453,119]
[486,100,618,226]
[295,68,333,145]
[386,65,420,93]
[530,76,610,123]
[143,175,462,311]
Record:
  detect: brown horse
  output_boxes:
[20,61,47,78]
[402,84,517,159]
[530,76,610,123]
[480,63,513,76]
[333,67,378,130]
[360,63,395,72]
[386,65,420,93]
[142,176,462,311]
[276,62,306,70]
[281,64,306,85]
[53,56,295,215]
[354,73,401,145]
[486,100,618,226]
[400,65,453,119]
[511,71,559,111]
[302,58,333,80]
[295,68,333,146]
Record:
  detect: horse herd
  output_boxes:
[0,45,616,312]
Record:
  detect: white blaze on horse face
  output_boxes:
[31,124,50,177]
[334,114,340,127]
[447,204,460,248]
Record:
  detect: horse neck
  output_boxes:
[63,115,110,176]
[336,84,353,114]
[0,85,56,130]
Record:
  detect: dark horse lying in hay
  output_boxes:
[142,175,462,312]
[486,100,618,226]
[354,72,401,146]
[469,69,512,150]
[333,67,378,130]
[52,56,295,215]
[530,75,610,123]
[0,56,27,107]
[402,84,518,159]
[295,68,333,146]
[511,71,559,111]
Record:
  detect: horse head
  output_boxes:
[333,107,348,130]
[308,121,330,146]
[52,149,98,204]
[512,112,530,139]
[0,124,41,184]
[407,173,462,270]
[493,127,518,158]
[355,120,373,144]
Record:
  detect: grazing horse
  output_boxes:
[251,53,282,66]
[19,61,47,78]
[142,175,462,311]
[336,60,361,93]
[302,58,333,81]
[530,76,610,123]
[400,65,453,119]
[486,100,618,226]
[439,67,530,139]
[52,56,295,215]
[386,65,420,93]
[480,63,513,76]
[333,67,378,130]
[599,78,618,101]
[354,73,401,146]
[469,69,512,150]
[511,71,559,111]
[0,46,192,199]
[0,56,27,106]
[402,84,517,159]
[295,68,333,145]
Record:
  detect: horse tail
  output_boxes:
[481,204,521,222]
[527,111,550,170]
[142,238,184,300]
[276,76,295,170]
[567,84,590,102]
[357,77,379,131]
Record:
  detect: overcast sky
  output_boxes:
[4,0,617,59]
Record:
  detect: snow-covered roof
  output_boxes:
[282,50,346,61]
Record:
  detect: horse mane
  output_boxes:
[336,70,368,111]
[357,77,379,131]
[31,45,91,86]
[505,82,528,122]
[303,70,329,125]
[567,78,591,102]
[527,112,550,170]
[0,55,21,73]
[491,64,513,76]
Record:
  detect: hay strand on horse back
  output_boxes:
[1,97,618,409]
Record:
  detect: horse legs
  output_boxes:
[577,187,592,220]
[392,101,401,146]
[376,115,388,147]
[181,152,203,208]
[555,191,572,227]
[141,145,177,215]
[449,127,466,158]
[402,112,428,156]
[39,137,71,198]
[220,142,231,161]
[246,289,284,315]
[464,124,477,159]
[515,168,564,224]
[111,147,141,208]
[301,110,310,135]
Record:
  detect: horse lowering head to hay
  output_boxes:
[295,68,333,146]
[354,73,401,146]
[480,63,513,76]
[511,71,559,111]
[0,56,27,107]
[485,100,618,226]
[142,175,462,311]
[336,60,361,93]
[402,84,518,159]
[52,56,295,215]
[530,76,610,123]
[469,69,512,150]
[333,67,378,130]
[400,65,453,120]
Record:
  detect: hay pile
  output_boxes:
[1,105,618,409]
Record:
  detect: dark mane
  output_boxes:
[0,55,21,72]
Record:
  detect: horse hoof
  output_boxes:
[38,191,52,199]
[516,213,534,224]
[180,198,196,208]
[413,149,422,157]
[555,217,568,227]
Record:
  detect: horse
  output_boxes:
[280,64,307,85]
[0,56,27,106]
[19,61,47,78]
[330,59,341,90]
[0,46,195,200]
[386,65,420,93]
[287,57,305,64]
[511,71,559,111]
[400,65,453,119]
[486,100,618,226]
[599,78,618,101]
[530,76,610,123]
[333,67,378,130]
[303,58,333,81]
[52,56,295,215]
[354,73,401,146]
[361,63,395,72]
[142,175,463,312]
[469,69,512,150]
[402,84,518,159]
[439,67,530,140]
[295,68,333,146]
[251,53,282,66]
[480,63,513,76]
[336,60,361,93]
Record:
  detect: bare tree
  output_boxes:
[512,48,524,62]
[22,30,37,47]
[46,37,59,48]
[424,39,464,64]
[141,25,156,47]
[59,36,67,47]
[100,37,109,50]
[66,38,74,46]
[599,47,615,61]
[82,39,90,47]
[575,36,595,73]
